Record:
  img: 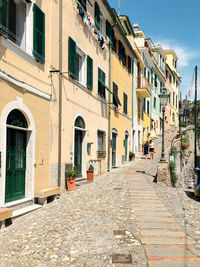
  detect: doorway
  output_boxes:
[112,132,117,167]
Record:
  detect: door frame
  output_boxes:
[0,98,35,207]
[111,128,118,168]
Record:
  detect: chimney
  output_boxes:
[133,24,139,31]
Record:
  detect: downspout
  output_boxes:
[107,41,111,172]
[58,0,63,187]
[131,58,134,151]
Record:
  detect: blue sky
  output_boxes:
[108,0,200,100]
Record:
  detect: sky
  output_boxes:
[108,0,200,100]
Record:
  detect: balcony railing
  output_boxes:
[97,151,106,158]
[136,76,151,98]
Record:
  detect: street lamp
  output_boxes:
[159,88,169,162]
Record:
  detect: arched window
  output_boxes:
[74,116,85,129]
[7,109,28,128]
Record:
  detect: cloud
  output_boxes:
[154,39,198,68]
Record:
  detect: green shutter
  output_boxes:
[0,0,9,35]
[68,37,77,79]
[87,55,93,90]
[95,2,100,30]
[128,56,131,73]
[106,20,111,40]
[33,4,45,63]
[123,93,127,114]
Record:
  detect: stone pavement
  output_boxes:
[126,159,200,267]
[1,129,200,266]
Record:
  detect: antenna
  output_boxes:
[118,0,121,15]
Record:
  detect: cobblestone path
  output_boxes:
[126,160,200,267]
[1,129,200,266]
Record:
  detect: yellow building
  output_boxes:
[0,1,51,210]
[165,50,180,128]
[109,14,137,167]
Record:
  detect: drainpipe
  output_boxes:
[131,58,134,151]
[58,0,63,187]
[107,41,111,172]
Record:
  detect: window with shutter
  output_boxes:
[68,37,77,79]
[123,93,127,115]
[33,4,45,63]
[128,56,131,73]
[98,68,106,99]
[111,29,116,52]
[87,55,93,90]
[106,20,111,40]
[95,2,100,30]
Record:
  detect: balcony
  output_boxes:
[136,76,151,98]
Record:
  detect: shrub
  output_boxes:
[171,146,178,158]
[65,168,76,178]
[171,171,178,187]
[88,164,94,171]
[170,161,176,171]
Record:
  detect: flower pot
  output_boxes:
[87,170,94,181]
[66,177,76,191]
[130,155,135,161]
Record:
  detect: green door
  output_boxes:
[112,132,117,167]
[74,130,82,177]
[125,135,128,161]
[5,128,26,203]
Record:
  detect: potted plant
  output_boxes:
[129,152,135,161]
[87,164,94,181]
[65,168,76,191]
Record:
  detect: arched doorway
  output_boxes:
[112,128,118,167]
[74,116,86,177]
[6,109,28,203]
[124,131,129,162]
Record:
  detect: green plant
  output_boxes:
[170,161,176,171]
[171,171,178,187]
[129,152,135,157]
[88,164,94,171]
[181,150,187,158]
[171,146,178,158]
[65,168,76,178]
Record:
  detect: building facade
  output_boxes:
[0,1,51,209]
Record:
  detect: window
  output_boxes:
[128,56,131,73]
[169,93,171,104]
[106,20,111,40]
[0,1,45,63]
[97,130,106,157]
[78,0,87,12]
[176,95,177,108]
[147,100,150,115]
[148,71,150,82]
[169,75,172,84]
[33,4,45,63]
[143,98,146,112]
[68,37,86,83]
[166,70,168,79]
[172,112,175,122]
[87,55,93,89]
[153,97,156,109]
[98,68,106,99]
[111,29,116,52]
[118,41,126,66]
[176,80,179,88]
[173,75,175,84]
[154,74,157,87]
[95,2,100,30]
[123,93,128,115]
[144,68,146,77]
[113,82,121,107]
[173,92,175,106]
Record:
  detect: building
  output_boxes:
[165,50,180,128]
[50,0,117,190]
[0,1,51,210]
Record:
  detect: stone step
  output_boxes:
[141,237,193,245]
[5,198,34,211]
[12,204,42,219]
[146,246,200,257]
[148,260,200,267]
